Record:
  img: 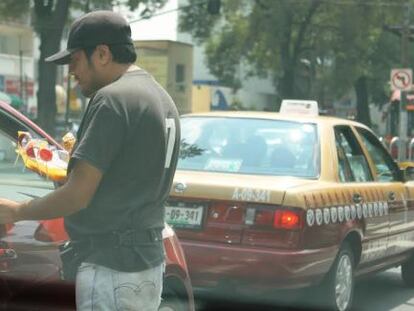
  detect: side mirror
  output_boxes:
[401,165,414,182]
[398,162,414,181]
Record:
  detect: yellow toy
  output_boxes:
[16,131,69,182]
[62,132,76,153]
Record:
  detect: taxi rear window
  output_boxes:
[178,117,319,178]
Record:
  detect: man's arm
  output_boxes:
[0,160,102,223]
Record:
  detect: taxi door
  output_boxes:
[334,125,391,265]
[355,127,412,258]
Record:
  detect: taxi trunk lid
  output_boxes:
[167,171,314,247]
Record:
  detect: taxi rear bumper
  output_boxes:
[181,240,338,292]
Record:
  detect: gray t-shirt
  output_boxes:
[64,69,180,272]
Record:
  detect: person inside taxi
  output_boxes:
[0,10,180,311]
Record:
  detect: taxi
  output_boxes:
[166,100,414,311]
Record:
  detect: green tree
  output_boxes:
[180,0,410,126]
[323,1,405,126]
[34,0,71,135]
[0,0,167,136]
[180,0,324,101]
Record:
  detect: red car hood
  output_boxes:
[0,100,62,148]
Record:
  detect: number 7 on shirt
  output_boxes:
[165,118,176,169]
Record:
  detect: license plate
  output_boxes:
[165,205,204,229]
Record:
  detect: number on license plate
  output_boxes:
[165,205,204,228]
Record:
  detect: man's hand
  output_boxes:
[0,160,102,223]
[0,199,23,224]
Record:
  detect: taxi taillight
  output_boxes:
[243,206,303,249]
[247,206,302,230]
[274,210,301,230]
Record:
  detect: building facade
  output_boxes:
[128,0,278,112]
[0,15,35,112]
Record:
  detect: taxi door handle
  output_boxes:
[352,193,362,204]
[388,192,396,202]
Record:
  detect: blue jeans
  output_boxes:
[76,262,164,311]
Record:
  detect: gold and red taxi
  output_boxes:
[166,100,414,311]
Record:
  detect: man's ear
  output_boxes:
[95,44,112,65]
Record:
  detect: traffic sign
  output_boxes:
[391,68,412,91]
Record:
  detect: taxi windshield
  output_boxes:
[178,117,319,178]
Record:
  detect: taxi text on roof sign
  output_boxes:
[280,99,319,116]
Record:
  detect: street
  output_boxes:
[194,268,414,311]
[353,268,414,311]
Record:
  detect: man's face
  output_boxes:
[68,49,102,97]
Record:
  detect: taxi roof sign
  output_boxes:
[280,100,319,116]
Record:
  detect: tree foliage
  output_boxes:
[180,0,412,125]
[0,0,167,136]
[0,0,30,20]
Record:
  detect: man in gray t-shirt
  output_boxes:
[0,11,180,310]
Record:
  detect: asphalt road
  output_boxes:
[353,268,414,311]
[4,160,414,311]
[194,268,414,311]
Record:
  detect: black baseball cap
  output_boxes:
[46,10,133,65]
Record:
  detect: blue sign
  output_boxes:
[211,89,229,110]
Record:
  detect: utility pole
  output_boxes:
[400,2,410,161]
[19,36,24,102]
[384,2,413,161]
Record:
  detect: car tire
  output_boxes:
[319,242,355,311]
[159,287,186,311]
[401,255,414,287]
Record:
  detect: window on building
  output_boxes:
[0,34,19,55]
[176,64,185,84]
[175,64,185,92]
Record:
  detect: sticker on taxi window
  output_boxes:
[363,203,368,218]
[305,201,391,228]
[374,202,379,216]
[330,207,338,223]
[306,209,315,227]
[351,205,357,220]
[344,206,351,221]
[368,203,374,217]
[323,208,330,225]
[357,204,363,219]
[315,209,323,226]
[338,206,345,222]
[205,158,242,172]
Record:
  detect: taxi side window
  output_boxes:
[356,127,401,182]
[336,138,353,182]
[334,126,372,182]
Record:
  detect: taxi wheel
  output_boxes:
[321,243,355,311]
[401,255,414,287]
